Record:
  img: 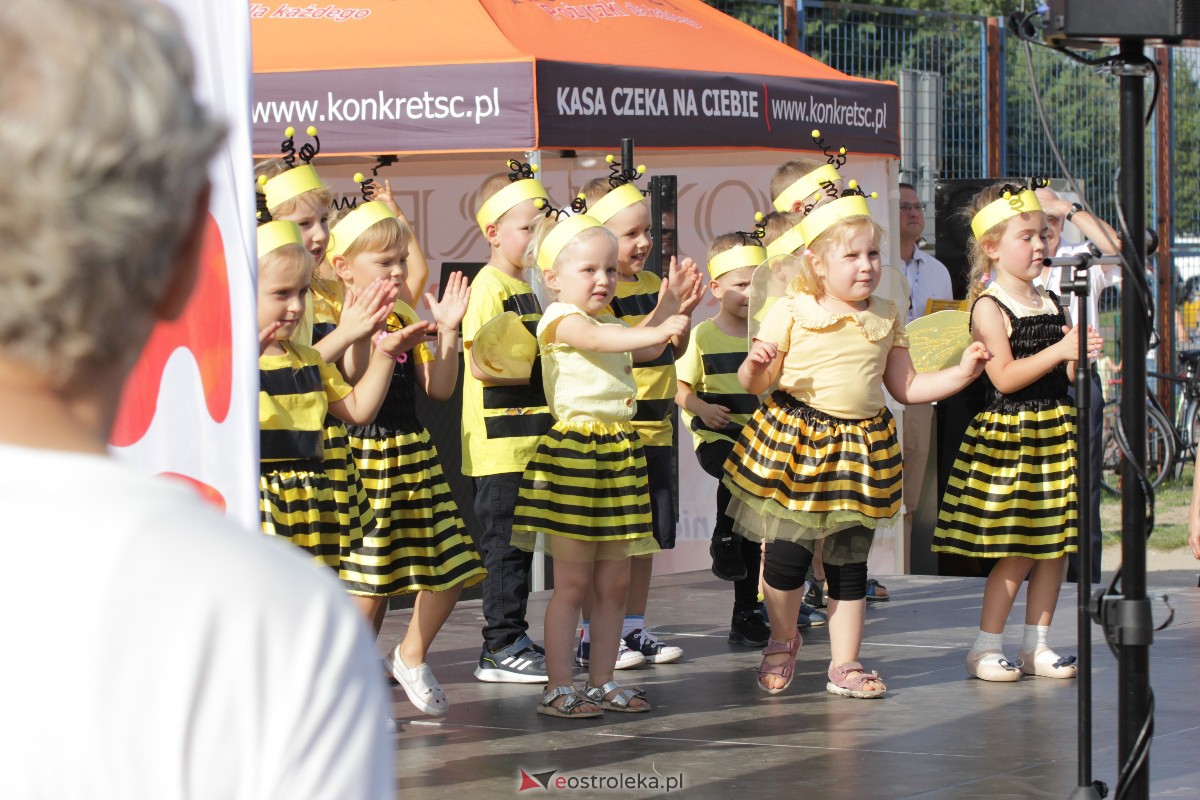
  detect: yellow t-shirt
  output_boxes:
[606,271,675,448]
[460,264,553,476]
[259,341,353,462]
[538,303,637,424]
[676,319,758,449]
[756,293,908,420]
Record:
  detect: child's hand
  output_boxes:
[677,261,708,316]
[660,256,698,312]
[656,313,690,343]
[1084,325,1104,360]
[957,340,991,378]
[340,278,399,341]
[375,319,436,359]
[364,178,403,219]
[745,340,778,373]
[426,271,470,333]
[258,321,283,354]
[1056,324,1104,362]
[696,400,732,430]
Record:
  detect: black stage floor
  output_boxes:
[380,569,1200,799]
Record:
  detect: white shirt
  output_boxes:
[1038,241,1122,327]
[0,445,393,800]
[902,246,954,323]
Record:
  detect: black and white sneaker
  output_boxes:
[473,635,549,683]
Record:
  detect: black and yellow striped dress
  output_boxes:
[259,341,371,570]
[722,295,905,565]
[342,300,486,596]
[511,303,659,560]
[308,277,380,577]
[932,288,1078,559]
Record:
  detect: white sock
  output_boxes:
[1022,624,1049,653]
[580,620,590,644]
[970,630,1005,656]
[622,615,644,638]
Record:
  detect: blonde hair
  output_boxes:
[259,242,315,282]
[525,215,617,306]
[0,0,224,388]
[770,156,826,208]
[579,177,648,217]
[254,158,334,217]
[790,216,883,299]
[963,183,1033,305]
[337,216,412,262]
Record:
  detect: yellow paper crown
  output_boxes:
[708,244,767,280]
[476,179,549,234]
[327,201,396,259]
[588,183,646,224]
[262,164,325,210]
[799,194,874,247]
[537,214,604,272]
[772,163,843,213]
[970,189,1043,239]
[257,220,304,258]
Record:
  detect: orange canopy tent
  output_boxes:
[251,0,898,157]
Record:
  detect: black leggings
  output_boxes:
[762,538,868,601]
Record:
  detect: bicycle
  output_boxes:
[1099,349,1200,495]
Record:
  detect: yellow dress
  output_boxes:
[722,294,906,565]
[511,303,659,559]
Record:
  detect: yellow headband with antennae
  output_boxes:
[476,179,549,234]
[970,190,1043,239]
[257,220,304,258]
[772,163,843,213]
[327,201,396,259]
[765,224,807,258]
[799,195,873,247]
[708,244,767,280]
[262,165,325,210]
[588,183,646,224]
[537,215,604,272]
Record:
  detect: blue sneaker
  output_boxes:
[755,601,827,629]
[576,629,645,669]
[474,635,548,684]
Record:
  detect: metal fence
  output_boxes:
[710,0,1200,363]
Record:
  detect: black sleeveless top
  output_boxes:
[969,290,1071,413]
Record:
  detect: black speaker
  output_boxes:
[934,178,993,301]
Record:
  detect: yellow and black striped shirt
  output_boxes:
[606,271,676,448]
[676,319,759,449]
[259,342,353,462]
[461,265,553,476]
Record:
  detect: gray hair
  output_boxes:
[0,0,225,386]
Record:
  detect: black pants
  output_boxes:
[1067,367,1104,584]
[697,440,761,614]
[473,472,534,651]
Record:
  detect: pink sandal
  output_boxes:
[756,636,801,695]
[826,661,886,699]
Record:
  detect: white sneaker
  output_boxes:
[623,627,683,664]
[575,632,645,669]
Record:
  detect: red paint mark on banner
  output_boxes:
[110,215,233,446]
[160,472,228,512]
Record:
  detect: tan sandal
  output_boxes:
[537,684,602,719]
[826,661,886,698]
[756,636,801,695]
[583,680,650,713]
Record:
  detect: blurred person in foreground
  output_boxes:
[0,1,392,797]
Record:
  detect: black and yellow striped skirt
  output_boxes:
[933,404,1078,559]
[722,391,901,559]
[343,427,486,596]
[512,419,660,560]
[260,457,368,573]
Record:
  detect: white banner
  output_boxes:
[110,1,260,532]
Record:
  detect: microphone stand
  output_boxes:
[1045,252,1121,800]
